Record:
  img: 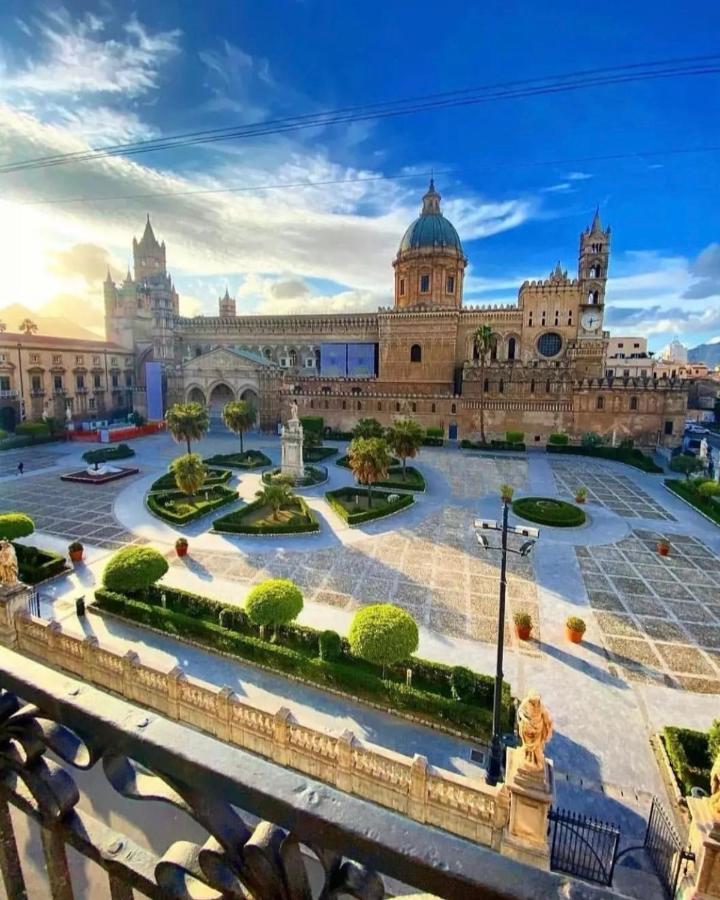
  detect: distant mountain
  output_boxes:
[688,342,720,368]
[0,303,103,341]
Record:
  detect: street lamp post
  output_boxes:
[475,501,539,787]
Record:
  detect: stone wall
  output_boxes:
[14,612,510,848]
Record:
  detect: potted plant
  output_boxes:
[657,538,670,557]
[68,541,84,563]
[513,611,532,641]
[175,537,189,558]
[566,616,586,644]
[575,487,588,504]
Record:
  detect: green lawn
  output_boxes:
[213,496,319,534]
[203,450,271,469]
[665,479,720,525]
[147,485,238,524]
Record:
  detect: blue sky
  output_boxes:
[0,1,719,351]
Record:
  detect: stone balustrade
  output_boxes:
[14,611,511,848]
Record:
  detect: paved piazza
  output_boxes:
[551,460,675,520]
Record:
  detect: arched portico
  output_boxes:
[208,382,235,425]
[186,385,206,405]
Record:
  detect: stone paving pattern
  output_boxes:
[170,503,539,647]
[551,460,675,520]
[578,529,720,692]
[0,470,145,549]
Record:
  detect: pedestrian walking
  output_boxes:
[16,462,24,476]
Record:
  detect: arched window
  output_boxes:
[377,401,382,411]
[483,378,489,393]
[264,347,273,360]
[357,401,362,410]
[395,402,400,412]
[322,385,331,395]
[431,403,436,413]
[545,380,551,393]
[630,396,638,411]
[351,386,361,395]
[399,278,406,296]
[498,379,504,394]
[195,346,202,357]
[588,290,599,304]
[410,344,422,363]
[508,337,516,361]
[530,379,535,394]
[310,399,314,409]
[451,403,457,414]
[419,274,430,293]
[473,343,480,361]
[490,337,498,362]
[596,396,604,410]
[288,349,297,366]
[342,400,347,410]
[325,400,329,409]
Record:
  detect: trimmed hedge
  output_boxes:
[148,485,238,524]
[512,497,586,527]
[261,466,327,487]
[548,433,569,445]
[83,443,135,464]
[299,416,324,434]
[102,547,169,593]
[203,451,271,469]
[93,588,512,737]
[213,496,319,535]
[665,479,720,525]
[662,726,712,795]
[0,434,63,451]
[324,428,354,441]
[15,422,50,438]
[15,543,66,584]
[325,486,414,525]
[546,443,662,473]
[460,439,527,452]
[336,453,401,469]
[150,467,231,493]
[0,513,35,541]
[373,467,426,492]
[303,446,338,462]
[505,431,524,444]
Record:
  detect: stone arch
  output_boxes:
[208,382,235,420]
[240,387,259,408]
[186,385,206,405]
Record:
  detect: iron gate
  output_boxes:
[28,588,41,618]
[548,806,620,886]
[644,796,694,898]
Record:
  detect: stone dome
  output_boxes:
[398,180,463,254]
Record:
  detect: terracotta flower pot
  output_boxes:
[657,544,670,557]
[575,496,586,504]
[176,544,188,558]
[566,626,584,644]
[69,549,83,563]
[515,624,532,641]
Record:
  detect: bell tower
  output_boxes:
[578,208,610,307]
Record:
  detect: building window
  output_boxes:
[419,274,430,293]
[664,420,673,436]
[88,397,95,410]
[545,380,551,393]
[588,290,600,304]
[112,375,119,388]
[75,355,84,366]
[507,337,516,361]
[53,375,62,391]
[377,402,382,411]
[530,379,535,394]
[52,354,62,365]
[451,403,456,414]
[125,374,132,388]
[411,402,417,412]
[596,396,604,410]
[446,275,455,293]
[410,344,422,363]
[93,374,102,389]
[541,313,546,326]
[554,312,559,326]
[31,375,42,392]
[310,399,314,409]
[431,403,436,413]
[342,400,346,410]
[490,337,498,362]
[30,354,40,364]
[399,278,405,296]
[498,379,504,394]
[76,375,85,390]
[483,378,489,393]
[304,357,315,368]
[325,400,329,409]
[640,368,647,377]
[528,313,533,326]
[633,343,640,349]
[395,402,400,412]
[0,376,9,391]
[630,396,638,410]
[93,356,100,365]
[357,401,362,410]
[537,332,562,358]
[568,312,572,325]
[288,349,297,366]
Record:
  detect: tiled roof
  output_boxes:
[0,332,130,353]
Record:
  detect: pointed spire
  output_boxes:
[590,206,602,233]
[104,267,113,285]
[421,177,441,215]
[223,286,231,301]
[124,265,132,283]
[139,213,157,246]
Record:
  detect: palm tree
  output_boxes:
[170,453,206,499]
[500,483,514,504]
[473,325,494,444]
[222,399,257,454]
[255,481,293,521]
[165,402,209,454]
[19,318,38,335]
[0,321,6,333]
[347,436,391,509]
[385,418,424,480]
[352,418,384,440]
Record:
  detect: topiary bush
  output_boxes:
[450,666,476,702]
[548,433,569,445]
[102,547,169,594]
[319,629,343,661]
[0,513,35,541]
[245,579,303,634]
[14,422,50,438]
[512,497,586,527]
[219,607,249,631]
[505,431,524,444]
[348,604,419,676]
[709,718,720,763]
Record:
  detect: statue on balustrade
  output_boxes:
[0,541,19,588]
[710,750,720,825]
[516,690,553,770]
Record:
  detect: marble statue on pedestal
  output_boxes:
[280,402,305,483]
[0,541,19,588]
[516,690,553,770]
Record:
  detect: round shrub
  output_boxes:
[245,579,303,629]
[698,481,720,501]
[669,455,703,477]
[450,665,476,702]
[102,547,169,594]
[512,497,586,527]
[348,603,419,674]
[319,629,342,661]
[548,433,569,445]
[0,513,35,541]
[15,422,50,438]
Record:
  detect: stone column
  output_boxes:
[0,584,31,648]
[500,746,554,870]
[681,798,720,899]
[336,730,355,793]
[273,707,293,767]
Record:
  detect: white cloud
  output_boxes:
[567,171,592,181]
[542,182,573,193]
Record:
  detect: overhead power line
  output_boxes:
[13,145,720,208]
[1,54,719,176]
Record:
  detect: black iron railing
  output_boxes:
[548,806,620,886]
[644,796,695,899]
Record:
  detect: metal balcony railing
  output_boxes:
[0,389,18,399]
[0,648,623,900]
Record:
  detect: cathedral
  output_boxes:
[104,182,687,445]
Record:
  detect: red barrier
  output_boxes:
[65,422,165,443]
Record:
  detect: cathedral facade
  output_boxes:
[104,183,687,446]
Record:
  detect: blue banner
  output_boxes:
[347,343,376,377]
[320,343,347,377]
[145,361,164,420]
